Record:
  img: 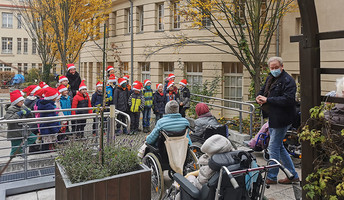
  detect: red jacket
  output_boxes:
[71,91,92,115]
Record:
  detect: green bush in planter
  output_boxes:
[56,141,140,184]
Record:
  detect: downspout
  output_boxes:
[129,0,134,85]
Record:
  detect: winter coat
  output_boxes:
[65,71,81,97]
[71,91,92,115]
[153,91,166,115]
[129,92,145,113]
[257,70,296,128]
[194,112,220,136]
[325,103,344,125]
[146,113,192,146]
[114,86,129,112]
[24,96,39,134]
[60,95,72,115]
[177,87,190,108]
[143,88,153,108]
[91,91,103,107]
[106,85,116,106]
[165,91,179,103]
[4,104,33,138]
[36,99,61,135]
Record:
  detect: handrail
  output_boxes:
[190,93,256,138]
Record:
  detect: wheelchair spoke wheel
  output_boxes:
[143,153,164,200]
[184,149,200,175]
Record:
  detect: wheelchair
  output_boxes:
[142,128,200,200]
[164,150,294,200]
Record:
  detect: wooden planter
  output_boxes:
[55,162,151,200]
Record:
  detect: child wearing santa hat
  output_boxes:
[106,65,115,78]
[58,84,72,139]
[177,79,190,117]
[128,83,145,135]
[65,63,81,97]
[114,78,130,135]
[142,79,153,133]
[58,75,73,97]
[153,83,166,123]
[4,90,37,156]
[71,80,92,138]
[106,74,117,106]
[123,75,131,90]
[91,81,104,136]
[166,81,180,103]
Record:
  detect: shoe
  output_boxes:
[123,129,128,135]
[266,179,277,185]
[278,177,300,184]
[115,129,121,136]
[143,127,149,133]
[129,130,135,135]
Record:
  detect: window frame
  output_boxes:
[223,62,244,108]
[2,37,13,54]
[17,38,21,54]
[140,62,151,81]
[172,1,180,30]
[17,13,22,29]
[185,62,203,89]
[32,39,37,54]
[157,3,164,31]
[23,38,28,54]
[138,6,144,32]
[2,12,13,28]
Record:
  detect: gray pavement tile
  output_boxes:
[37,188,55,200]
[6,191,38,200]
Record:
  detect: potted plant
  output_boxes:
[55,141,151,200]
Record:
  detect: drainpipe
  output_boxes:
[129,0,134,85]
[276,19,280,56]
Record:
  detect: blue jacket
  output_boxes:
[36,99,61,135]
[106,85,116,106]
[146,113,192,146]
[60,95,72,116]
[91,91,103,107]
[257,70,296,128]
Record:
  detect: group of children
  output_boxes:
[4,64,191,155]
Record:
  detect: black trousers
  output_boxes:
[72,119,86,138]
[117,112,127,130]
[179,106,188,118]
[130,112,140,131]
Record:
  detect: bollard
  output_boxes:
[109,105,116,142]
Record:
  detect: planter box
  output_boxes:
[55,162,151,200]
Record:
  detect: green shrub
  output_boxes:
[56,141,140,184]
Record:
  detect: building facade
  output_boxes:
[0,0,41,75]
[79,0,344,115]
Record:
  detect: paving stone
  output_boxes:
[6,191,38,200]
[37,188,55,200]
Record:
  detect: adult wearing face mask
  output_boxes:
[177,79,190,117]
[256,56,299,185]
[65,64,81,97]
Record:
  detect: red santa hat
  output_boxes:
[132,80,140,86]
[108,74,117,83]
[96,81,103,87]
[10,90,25,106]
[67,64,76,71]
[123,75,130,80]
[23,85,41,96]
[168,73,175,79]
[156,83,163,89]
[118,78,126,86]
[59,75,69,83]
[179,79,188,86]
[57,84,68,93]
[107,65,114,72]
[132,83,142,91]
[167,81,174,89]
[79,80,87,91]
[144,79,151,87]
[39,81,49,89]
[43,87,59,100]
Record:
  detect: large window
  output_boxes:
[223,62,243,108]
[126,8,131,33]
[140,62,150,81]
[23,38,28,54]
[123,62,129,75]
[17,38,21,54]
[2,37,13,54]
[2,13,13,28]
[17,13,22,29]
[233,0,246,25]
[32,63,36,69]
[157,3,164,30]
[138,6,144,32]
[161,62,174,78]
[185,62,202,88]
[0,63,11,72]
[172,1,180,29]
[32,39,37,54]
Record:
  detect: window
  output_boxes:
[0,63,11,72]
[125,8,131,33]
[140,62,150,81]
[18,63,22,74]
[111,11,116,37]
[32,39,37,54]
[24,63,28,74]
[32,63,36,69]
[38,63,42,72]
[233,0,246,25]
[123,62,129,75]
[157,3,164,30]
[138,6,144,32]
[23,38,28,54]
[223,62,243,108]
[2,37,13,54]
[185,62,202,88]
[296,17,303,35]
[260,0,267,25]
[161,62,174,77]
[172,1,180,29]
[17,13,22,29]
[2,13,13,28]
[17,38,21,54]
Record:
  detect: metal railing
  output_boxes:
[0,98,10,119]
[190,93,256,138]
[0,106,130,184]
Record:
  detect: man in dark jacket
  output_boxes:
[256,56,299,185]
[153,83,166,123]
[177,79,190,117]
[114,78,129,135]
[65,64,81,97]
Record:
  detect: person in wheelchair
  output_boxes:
[194,103,220,137]
[146,100,192,146]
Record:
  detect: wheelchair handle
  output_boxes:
[222,166,239,189]
[268,159,295,180]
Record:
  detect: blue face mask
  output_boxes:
[146,85,151,90]
[270,68,282,77]
[122,83,127,88]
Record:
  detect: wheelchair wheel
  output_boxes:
[143,153,164,200]
[184,149,200,175]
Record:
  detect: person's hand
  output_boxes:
[24,108,31,115]
[16,110,25,117]
[180,102,184,106]
[256,95,267,105]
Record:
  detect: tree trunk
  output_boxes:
[254,67,261,97]
[43,64,52,83]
